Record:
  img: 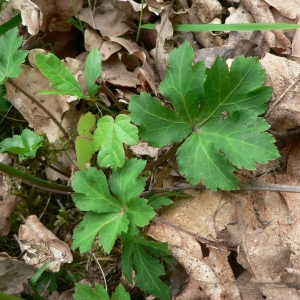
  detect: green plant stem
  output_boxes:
[70,0,84,32]
[136,0,144,43]
[100,82,125,111]
[144,142,182,171]
[0,162,73,195]
[8,79,74,145]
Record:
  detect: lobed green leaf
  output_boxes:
[71,160,155,253]
[0,27,28,84]
[129,41,279,191]
[93,114,139,171]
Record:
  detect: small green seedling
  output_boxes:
[0,128,44,160]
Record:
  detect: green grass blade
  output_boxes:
[141,23,300,32]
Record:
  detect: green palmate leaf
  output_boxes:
[85,48,102,97]
[93,114,139,171]
[35,53,85,98]
[71,159,155,253]
[75,112,96,169]
[129,41,279,191]
[0,129,44,160]
[121,233,169,300]
[0,27,28,84]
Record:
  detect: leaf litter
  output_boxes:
[2,0,300,299]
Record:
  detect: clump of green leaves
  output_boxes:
[0,129,43,160]
[129,41,279,191]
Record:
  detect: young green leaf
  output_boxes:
[85,48,102,97]
[0,27,28,84]
[74,283,130,300]
[129,42,279,191]
[93,114,139,171]
[75,112,96,169]
[121,233,169,300]
[111,284,130,300]
[71,159,155,253]
[74,282,109,300]
[0,129,43,160]
[35,53,85,99]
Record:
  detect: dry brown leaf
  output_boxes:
[84,28,103,51]
[152,5,174,80]
[108,37,159,94]
[194,38,257,67]
[103,54,140,87]
[5,50,83,143]
[261,53,300,131]
[235,271,264,300]
[191,0,222,23]
[112,0,152,20]
[130,142,159,158]
[79,0,130,37]
[12,0,41,35]
[264,0,300,19]
[12,0,83,35]
[18,215,73,272]
[0,253,35,294]
[0,154,22,236]
[188,9,223,48]
[148,220,241,299]
[292,18,300,60]
[240,0,291,53]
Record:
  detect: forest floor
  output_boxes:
[1,0,300,299]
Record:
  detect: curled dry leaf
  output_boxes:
[84,29,122,61]
[148,219,240,299]
[240,0,291,54]
[261,53,300,131]
[18,215,73,272]
[12,0,83,35]
[264,0,300,19]
[85,28,103,51]
[0,253,35,295]
[153,6,174,80]
[79,0,130,37]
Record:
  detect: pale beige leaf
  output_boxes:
[18,215,73,272]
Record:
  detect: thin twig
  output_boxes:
[100,82,125,111]
[142,180,300,197]
[144,143,182,171]
[8,80,73,144]
[265,75,300,118]
[92,253,108,291]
